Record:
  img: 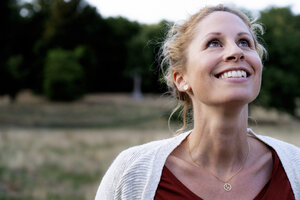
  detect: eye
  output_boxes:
[238,39,251,48]
[207,39,222,48]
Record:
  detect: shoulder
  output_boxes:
[256,134,300,155]
[112,131,191,168]
[95,138,169,199]
[247,128,300,156]
[253,133,300,170]
[95,131,190,199]
[115,135,176,164]
[248,128,300,199]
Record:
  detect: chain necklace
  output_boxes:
[188,140,250,192]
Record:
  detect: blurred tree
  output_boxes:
[0,0,27,102]
[29,0,139,94]
[5,0,299,113]
[5,55,26,102]
[29,0,83,93]
[0,0,167,101]
[27,0,102,93]
[257,7,300,115]
[126,21,169,98]
[103,17,141,92]
[74,6,111,92]
[42,0,85,48]
[43,48,85,101]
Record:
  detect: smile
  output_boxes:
[217,70,248,79]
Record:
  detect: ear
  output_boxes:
[173,71,188,92]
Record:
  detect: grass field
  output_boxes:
[0,91,299,200]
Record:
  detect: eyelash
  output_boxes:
[238,39,251,47]
[206,38,252,48]
[207,39,222,48]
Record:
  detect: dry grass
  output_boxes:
[0,127,172,200]
[0,91,299,199]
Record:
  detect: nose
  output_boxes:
[223,43,244,62]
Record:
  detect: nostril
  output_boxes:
[226,56,237,61]
[224,47,245,61]
[225,54,244,61]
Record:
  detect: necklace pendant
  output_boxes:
[224,183,232,191]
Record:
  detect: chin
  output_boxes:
[233,97,259,107]
[212,92,259,107]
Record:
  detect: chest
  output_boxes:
[156,149,294,200]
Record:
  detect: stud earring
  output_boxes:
[183,85,189,91]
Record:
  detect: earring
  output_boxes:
[183,85,189,91]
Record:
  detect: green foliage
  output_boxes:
[2,55,26,101]
[0,0,26,101]
[43,48,85,101]
[256,7,300,115]
[6,55,24,80]
[1,0,299,114]
[126,21,169,92]
[103,17,141,92]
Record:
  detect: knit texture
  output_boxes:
[95,129,300,200]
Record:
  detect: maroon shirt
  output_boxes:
[155,149,295,200]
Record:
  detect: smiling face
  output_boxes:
[178,11,263,108]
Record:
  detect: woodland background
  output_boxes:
[1,0,300,115]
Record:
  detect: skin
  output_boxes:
[167,11,273,199]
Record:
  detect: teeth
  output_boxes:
[242,71,247,77]
[219,70,247,79]
[232,71,237,77]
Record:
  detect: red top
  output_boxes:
[155,149,295,200]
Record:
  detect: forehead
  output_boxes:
[194,11,251,37]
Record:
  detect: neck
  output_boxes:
[188,104,249,178]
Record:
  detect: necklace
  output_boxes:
[188,140,250,192]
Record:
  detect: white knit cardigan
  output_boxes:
[95,129,300,200]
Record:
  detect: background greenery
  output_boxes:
[1,0,300,115]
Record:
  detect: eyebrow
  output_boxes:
[237,32,252,37]
[203,31,252,38]
[204,32,222,38]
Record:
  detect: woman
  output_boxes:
[95,5,300,200]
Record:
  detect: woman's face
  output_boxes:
[182,11,262,107]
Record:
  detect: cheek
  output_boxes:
[246,52,263,81]
[186,53,217,76]
[250,55,263,96]
[186,59,213,92]
[249,52,263,72]
[185,53,221,96]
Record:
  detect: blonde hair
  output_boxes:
[161,4,267,133]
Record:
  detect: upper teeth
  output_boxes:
[220,70,247,79]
